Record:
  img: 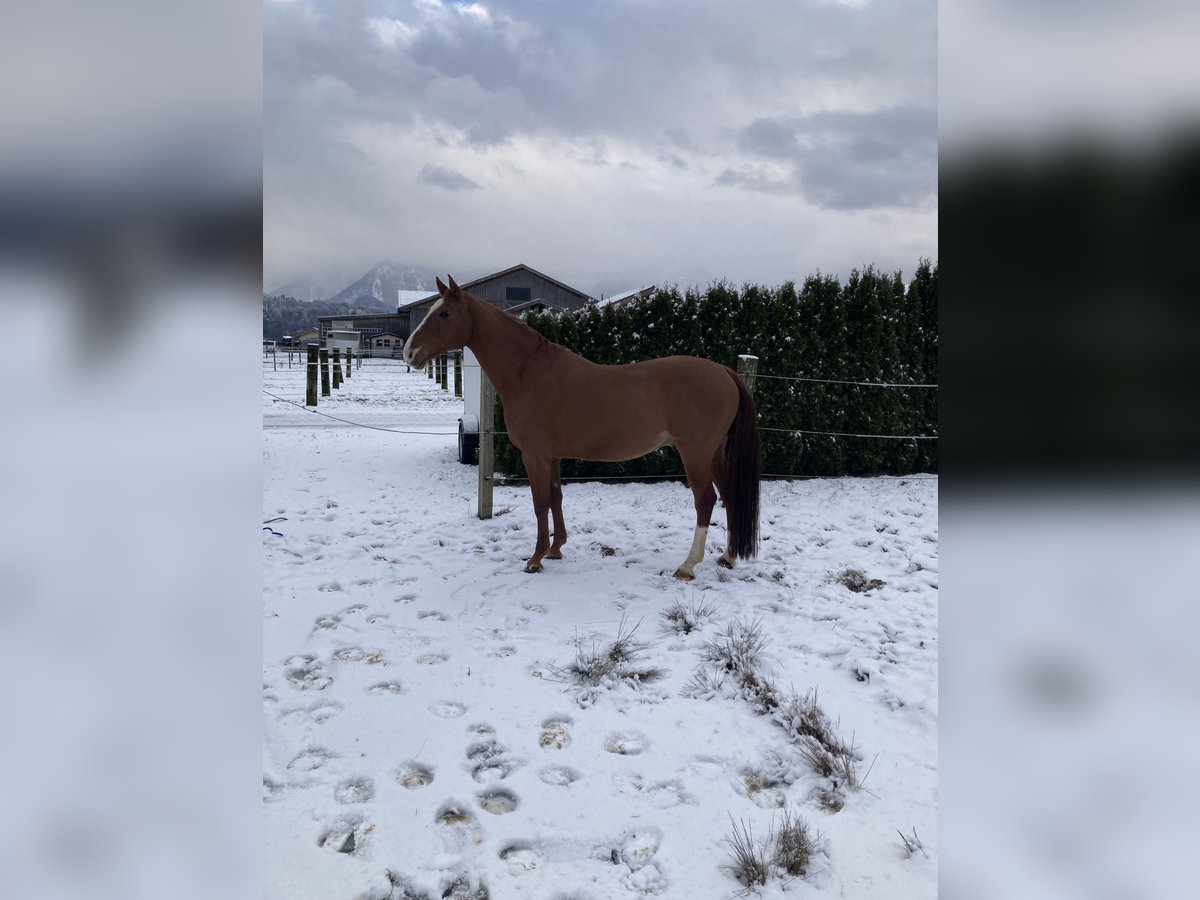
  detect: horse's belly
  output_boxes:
[559,428,672,463]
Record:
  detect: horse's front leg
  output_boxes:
[523,455,553,574]
[547,458,567,560]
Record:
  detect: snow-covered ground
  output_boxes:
[263,357,938,899]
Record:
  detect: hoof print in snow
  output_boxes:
[466,738,519,782]
[397,763,434,789]
[605,731,649,756]
[538,765,580,787]
[369,681,403,694]
[477,788,518,815]
[499,842,542,873]
[435,803,475,827]
[318,817,371,856]
[334,777,375,804]
[416,652,448,665]
[429,701,466,718]
[285,656,332,692]
[287,746,335,773]
[539,718,571,749]
[263,776,285,802]
[440,874,488,900]
[619,826,663,870]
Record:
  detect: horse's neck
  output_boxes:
[465,295,550,398]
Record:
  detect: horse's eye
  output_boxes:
[439,310,449,319]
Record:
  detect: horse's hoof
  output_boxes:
[672,568,695,581]
[524,563,543,574]
[717,556,734,569]
[547,550,563,560]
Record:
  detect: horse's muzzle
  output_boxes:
[403,339,425,368]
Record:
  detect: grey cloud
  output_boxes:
[727,107,937,210]
[418,165,482,191]
[265,0,936,289]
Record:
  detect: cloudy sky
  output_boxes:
[264,0,936,297]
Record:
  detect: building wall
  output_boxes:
[317,314,409,345]
[406,270,591,331]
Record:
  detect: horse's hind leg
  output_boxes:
[547,458,567,560]
[673,448,718,581]
[523,455,554,574]
[711,447,735,569]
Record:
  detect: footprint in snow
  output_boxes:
[416,652,448,665]
[499,841,543,873]
[287,746,336,773]
[334,777,375,804]
[277,700,342,726]
[396,762,434,789]
[333,647,386,664]
[367,681,403,695]
[417,610,447,621]
[429,701,467,718]
[466,733,521,782]
[645,780,694,808]
[604,731,649,755]
[539,717,572,749]
[538,765,580,787]
[619,826,663,871]
[284,655,333,692]
[477,787,519,815]
[317,815,371,856]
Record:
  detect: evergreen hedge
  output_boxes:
[493,260,937,479]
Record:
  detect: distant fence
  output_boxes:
[262,339,937,521]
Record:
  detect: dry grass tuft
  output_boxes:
[547,617,665,690]
[722,810,822,890]
[837,568,885,593]
[773,809,818,877]
[898,827,928,859]
[659,595,719,636]
[721,816,770,890]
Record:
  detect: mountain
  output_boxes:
[263,272,351,304]
[325,263,440,307]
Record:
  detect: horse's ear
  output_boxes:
[435,276,448,296]
[447,275,461,296]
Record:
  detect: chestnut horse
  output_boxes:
[404,276,760,580]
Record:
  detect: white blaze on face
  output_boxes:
[403,298,445,366]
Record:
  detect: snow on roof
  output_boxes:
[596,285,655,308]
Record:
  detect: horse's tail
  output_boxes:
[724,370,761,560]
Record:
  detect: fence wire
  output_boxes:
[264,356,937,442]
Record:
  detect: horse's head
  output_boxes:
[403,275,474,368]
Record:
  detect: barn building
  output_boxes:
[316,264,595,349]
[397,264,594,334]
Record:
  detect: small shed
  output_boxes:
[369,332,402,356]
[326,329,361,356]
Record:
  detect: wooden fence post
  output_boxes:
[477,370,495,520]
[736,353,759,397]
[332,347,342,389]
[306,344,318,406]
[427,360,433,379]
[345,349,352,379]
[453,351,462,397]
[320,348,331,397]
[439,354,448,390]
